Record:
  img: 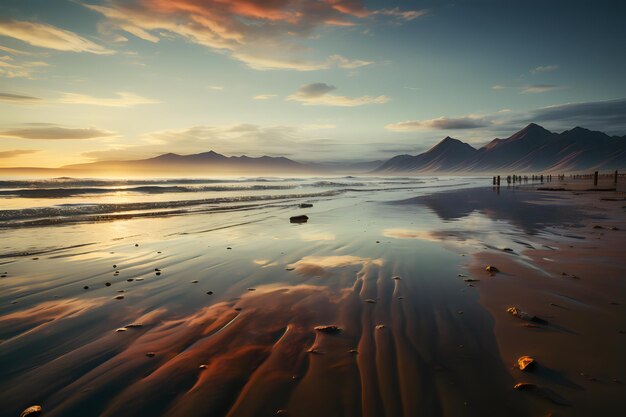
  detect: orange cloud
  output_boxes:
[83,0,384,70]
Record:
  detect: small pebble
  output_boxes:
[114,295,125,300]
[146,352,156,357]
[83,286,89,290]
[206,291,213,295]
[19,405,42,417]
[105,282,111,287]
[192,280,199,283]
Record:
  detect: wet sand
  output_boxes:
[0,177,624,416]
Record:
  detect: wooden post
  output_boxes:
[615,170,618,184]
[497,175,500,186]
[594,171,598,186]
[492,176,496,185]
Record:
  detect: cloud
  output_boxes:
[521,84,564,94]
[386,116,490,131]
[82,1,406,71]
[0,44,33,55]
[287,82,389,106]
[0,149,39,158]
[206,85,224,91]
[530,64,559,74]
[0,126,116,140]
[0,20,113,54]
[327,54,373,69]
[492,84,565,94]
[253,94,277,100]
[0,92,42,103]
[58,91,159,107]
[375,8,428,21]
[231,52,372,71]
[522,98,626,131]
[0,55,49,78]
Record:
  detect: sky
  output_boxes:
[1,0,626,167]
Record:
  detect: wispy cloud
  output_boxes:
[253,94,277,100]
[0,125,116,140]
[530,64,559,74]
[231,53,373,71]
[386,116,490,132]
[0,44,33,55]
[521,84,564,94]
[0,92,42,103]
[492,84,565,94]
[206,85,224,91]
[0,20,113,54]
[0,149,39,158]
[375,8,428,21]
[58,91,159,107]
[287,82,389,107]
[0,56,49,78]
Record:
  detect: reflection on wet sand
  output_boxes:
[287,255,384,277]
[392,186,599,234]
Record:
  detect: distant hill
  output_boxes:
[59,150,312,175]
[376,124,626,173]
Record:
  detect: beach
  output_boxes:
[0,176,624,417]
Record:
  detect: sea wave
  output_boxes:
[0,190,342,228]
[0,184,299,198]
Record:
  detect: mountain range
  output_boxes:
[1,123,624,176]
[376,123,626,173]
[61,151,311,174]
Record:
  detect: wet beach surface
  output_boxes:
[0,176,624,416]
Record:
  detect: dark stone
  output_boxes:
[290,215,309,224]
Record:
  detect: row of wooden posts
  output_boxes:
[492,170,620,186]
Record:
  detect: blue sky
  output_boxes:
[1,0,625,167]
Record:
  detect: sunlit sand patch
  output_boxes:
[253,259,278,267]
[20,283,354,417]
[287,255,383,277]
